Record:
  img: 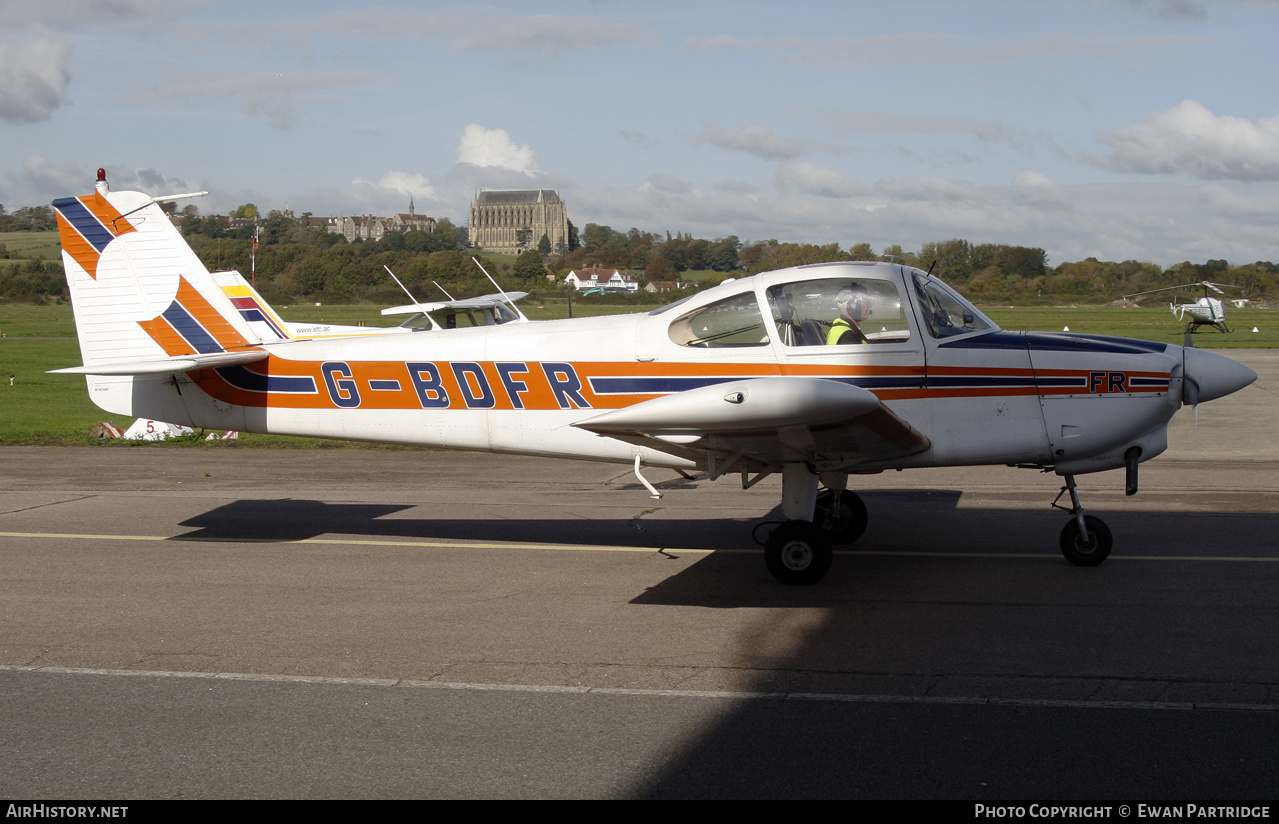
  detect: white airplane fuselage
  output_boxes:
[80,262,1239,480]
[53,179,1258,583]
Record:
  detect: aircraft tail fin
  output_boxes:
[53,170,263,372]
[211,270,298,341]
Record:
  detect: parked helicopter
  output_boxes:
[1124,281,1240,334]
[50,171,1258,583]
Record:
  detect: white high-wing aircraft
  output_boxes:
[51,172,1258,583]
[212,269,528,339]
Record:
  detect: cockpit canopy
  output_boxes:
[656,262,993,349]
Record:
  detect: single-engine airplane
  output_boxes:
[51,171,1258,583]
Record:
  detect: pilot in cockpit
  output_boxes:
[826,284,871,345]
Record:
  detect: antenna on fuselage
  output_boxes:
[471,256,529,323]
[384,265,420,305]
[384,265,438,331]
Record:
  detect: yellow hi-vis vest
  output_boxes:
[826,317,865,345]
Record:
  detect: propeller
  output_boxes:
[1181,347,1257,426]
[1183,366,1201,426]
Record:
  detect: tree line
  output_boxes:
[4,201,1279,305]
[0,204,57,232]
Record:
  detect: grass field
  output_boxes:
[0,230,62,265]
[979,303,1279,349]
[2,299,1274,446]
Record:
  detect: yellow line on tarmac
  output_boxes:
[2,531,1277,561]
[852,550,1279,562]
[0,530,718,554]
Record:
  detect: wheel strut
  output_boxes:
[1052,474,1113,567]
[1063,474,1089,544]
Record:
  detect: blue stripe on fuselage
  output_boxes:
[939,330,1169,355]
[214,365,318,393]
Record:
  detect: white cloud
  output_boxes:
[697,124,806,161]
[619,130,655,148]
[107,166,194,195]
[643,174,696,196]
[774,161,865,198]
[877,176,978,201]
[0,27,71,124]
[306,9,657,66]
[1012,170,1067,206]
[0,1,158,27]
[549,169,1279,266]
[804,108,986,137]
[133,70,375,130]
[7,154,84,197]
[2,156,195,205]
[350,171,440,206]
[1196,182,1278,215]
[455,125,541,175]
[684,32,1209,71]
[1106,0,1208,20]
[1102,100,1279,181]
[451,15,659,64]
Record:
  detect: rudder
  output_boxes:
[54,170,261,371]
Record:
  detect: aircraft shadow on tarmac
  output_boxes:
[166,491,1279,607]
[169,490,963,548]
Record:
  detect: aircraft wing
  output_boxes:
[49,348,269,376]
[381,292,529,316]
[571,377,930,469]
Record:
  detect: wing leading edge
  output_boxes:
[572,376,931,470]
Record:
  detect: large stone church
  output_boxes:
[468,189,569,254]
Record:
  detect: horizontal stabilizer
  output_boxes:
[49,348,269,376]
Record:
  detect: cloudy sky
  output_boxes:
[2,0,1278,266]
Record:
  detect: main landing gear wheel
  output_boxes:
[813,489,868,544]
[764,520,833,585]
[1059,515,1112,567]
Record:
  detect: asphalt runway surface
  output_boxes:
[2,350,1277,799]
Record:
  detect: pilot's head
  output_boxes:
[835,285,871,323]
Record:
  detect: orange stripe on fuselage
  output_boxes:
[183,358,1171,412]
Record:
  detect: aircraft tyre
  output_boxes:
[1059,515,1112,567]
[814,489,868,544]
[765,520,833,585]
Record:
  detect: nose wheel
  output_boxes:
[1059,515,1112,566]
[1053,475,1113,567]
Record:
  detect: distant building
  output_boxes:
[565,267,638,293]
[469,189,569,254]
[392,198,436,234]
[337,199,435,243]
[336,214,386,243]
